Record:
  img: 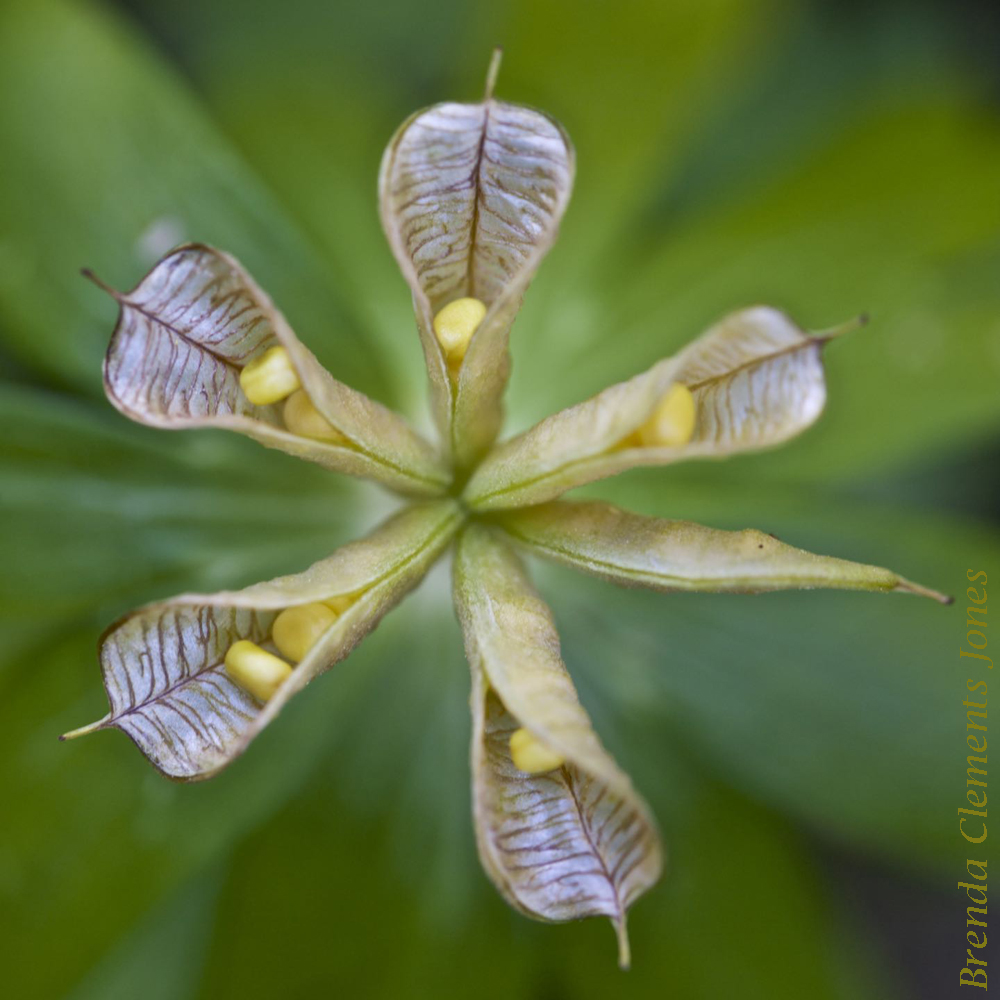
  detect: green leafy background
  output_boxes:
[1,0,997,997]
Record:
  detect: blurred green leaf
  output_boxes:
[67,867,223,1000]
[0,382,361,639]
[0,0,392,401]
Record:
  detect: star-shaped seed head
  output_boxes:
[66,52,950,968]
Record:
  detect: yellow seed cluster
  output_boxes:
[224,594,361,703]
[433,297,487,366]
[509,727,565,774]
[272,602,340,663]
[283,390,347,444]
[636,383,696,448]
[224,640,292,703]
[239,346,301,405]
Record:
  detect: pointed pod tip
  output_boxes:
[80,268,121,299]
[815,313,869,344]
[485,47,503,101]
[614,917,631,971]
[60,716,110,741]
[895,578,953,605]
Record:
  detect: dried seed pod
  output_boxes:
[96,244,448,495]
[379,54,575,465]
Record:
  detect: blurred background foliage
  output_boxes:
[0,0,997,997]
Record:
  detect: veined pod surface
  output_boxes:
[63,501,463,779]
[379,53,575,467]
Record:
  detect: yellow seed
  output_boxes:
[432,297,487,365]
[509,727,565,774]
[636,383,696,447]
[283,390,347,444]
[224,640,293,703]
[239,346,301,405]
[272,602,340,663]
[323,594,356,615]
